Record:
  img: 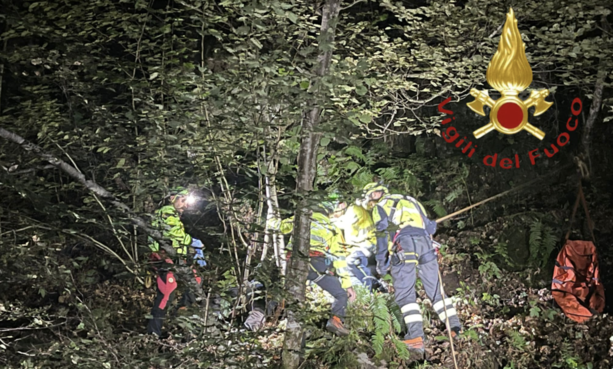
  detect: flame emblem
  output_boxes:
[467,8,552,140]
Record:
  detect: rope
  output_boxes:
[435,163,573,224]
[564,181,596,243]
[429,162,579,369]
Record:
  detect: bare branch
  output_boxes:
[0,126,202,295]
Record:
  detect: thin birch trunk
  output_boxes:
[281,0,342,367]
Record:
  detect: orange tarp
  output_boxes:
[552,240,605,323]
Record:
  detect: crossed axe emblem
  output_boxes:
[467,8,553,140]
[468,89,552,140]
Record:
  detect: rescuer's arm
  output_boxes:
[280,218,294,235]
[267,216,294,235]
[373,205,390,261]
[331,230,353,289]
[162,212,192,248]
[417,201,437,235]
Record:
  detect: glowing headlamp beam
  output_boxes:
[186,194,197,206]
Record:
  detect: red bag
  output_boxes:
[551,183,603,323]
[552,240,604,323]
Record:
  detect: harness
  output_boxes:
[310,252,343,283]
[386,195,428,241]
[385,196,437,265]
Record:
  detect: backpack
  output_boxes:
[551,184,604,323]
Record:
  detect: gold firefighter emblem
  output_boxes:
[467,8,552,140]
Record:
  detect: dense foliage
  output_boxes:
[1,0,612,367]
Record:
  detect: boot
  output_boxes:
[403,336,425,355]
[325,316,350,336]
[450,326,462,340]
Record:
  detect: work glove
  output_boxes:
[376,258,390,276]
[191,238,204,249]
[194,248,207,267]
[432,240,441,255]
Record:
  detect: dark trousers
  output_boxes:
[307,256,348,318]
[347,250,375,290]
[391,234,461,340]
[146,270,198,336]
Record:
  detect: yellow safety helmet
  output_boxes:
[362,182,389,200]
[169,187,190,203]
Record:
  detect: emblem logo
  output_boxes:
[467,8,552,140]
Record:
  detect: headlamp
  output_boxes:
[185,194,197,206]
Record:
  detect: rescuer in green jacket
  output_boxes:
[146,188,206,337]
[271,203,356,336]
[364,183,462,355]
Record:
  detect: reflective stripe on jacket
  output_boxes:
[272,212,353,289]
[148,205,192,255]
[372,194,435,261]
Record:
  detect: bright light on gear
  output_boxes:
[185,194,197,206]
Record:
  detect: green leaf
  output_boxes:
[355,85,367,96]
[149,72,159,80]
[346,161,359,173]
[116,158,125,168]
[358,113,371,123]
[300,81,309,90]
[236,26,250,35]
[357,59,369,71]
[320,137,330,146]
[286,11,298,23]
[349,116,361,126]
[250,38,263,49]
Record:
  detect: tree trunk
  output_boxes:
[581,17,609,167]
[281,0,342,367]
[262,145,286,273]
[0,21,8,114]
[581,69,605,167]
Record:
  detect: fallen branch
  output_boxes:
[0,126,203,295]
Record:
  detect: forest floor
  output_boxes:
[4,210,613,369]
[3,179,613,369]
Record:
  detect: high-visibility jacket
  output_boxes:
[372,194,437,262]
[333,204,377,257]
[148,205,192,255]
[272,212,353,289]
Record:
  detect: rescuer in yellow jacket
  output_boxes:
[272,204,356,336]
[364,183,462,355]
[329,196,378,290]
[146,188,206,337]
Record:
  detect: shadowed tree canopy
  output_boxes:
[0,0,612,367]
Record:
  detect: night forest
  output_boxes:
[1,0,612,368]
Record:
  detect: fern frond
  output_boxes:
[391,335,410,360]
[371,294,391,353]
[444,187,463,203]
[494,241,514,267]
[373,331,385,356]
[390,305,402,333]
[541,225,557,267]
[529,220,543,260]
